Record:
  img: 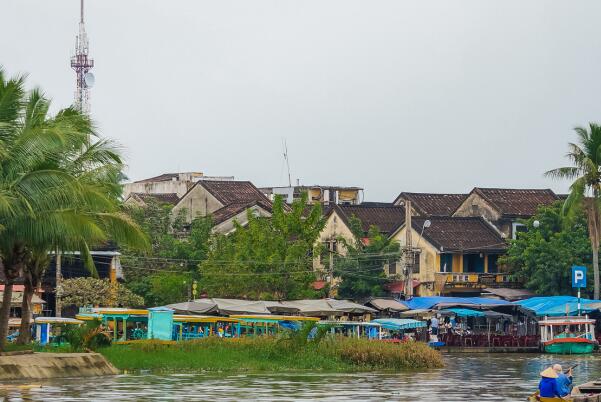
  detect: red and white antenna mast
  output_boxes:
[71,0,94,114]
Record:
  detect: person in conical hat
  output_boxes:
[539,366,561,398]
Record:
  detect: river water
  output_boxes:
[3,354,601,401]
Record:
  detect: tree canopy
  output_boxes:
[61,277,144,307]
[501,202,592,296]
[334,216,400,300]
[199,195,326,300]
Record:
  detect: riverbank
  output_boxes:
[0,352,117,381]
[99,337,443,372]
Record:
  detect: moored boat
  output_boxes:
[538,316,597,354]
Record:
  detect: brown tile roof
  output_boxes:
[211,202,272,225]
[134,173,180,183]
[413,216,506,252]
[200,180,272,206]
[394,192,467,216]
[332,204,406,235]
[471,188,558,218]
[131,192,180,205]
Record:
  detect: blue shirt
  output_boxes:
[539,377,560,398]
[556,373,572,397]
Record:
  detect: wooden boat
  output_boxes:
[538,316,597,354]
[528,379,601,401]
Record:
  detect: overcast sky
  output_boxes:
[4,1,601,201]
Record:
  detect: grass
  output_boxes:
[98,337,444,372]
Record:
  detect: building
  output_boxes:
[389,216,510,297]
[393,192,467,216]
[260,185,363,206]
[171,180,274,232]
[452,188,559,239]
[124,192,180,208]
[123,172,234,199]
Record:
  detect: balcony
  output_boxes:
[435,272,521,289]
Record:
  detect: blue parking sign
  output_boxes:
[572,265,587,288]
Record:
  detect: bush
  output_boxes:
[60,319,112,352]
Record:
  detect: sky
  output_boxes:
[3,1,601,201]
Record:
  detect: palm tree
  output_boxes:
[546,123,601,299]
[0,69,148,348]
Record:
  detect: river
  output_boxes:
[3,354,601,401]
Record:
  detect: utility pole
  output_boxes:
[55,250,62,317]
[404,201,414,299]
[328,240,334,297]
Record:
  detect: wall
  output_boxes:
[123,181,191,199]
[313,211,357,270]
[0,352,118,380]
[212,206,272,234]
[171,184,224,223]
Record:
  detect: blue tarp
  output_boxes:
[372,318,426,330]
[440,308,485,317]
[401,296,510,310]
[514,296,601,317]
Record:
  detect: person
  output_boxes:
[538,366,560,398]
[553,364,573,397]
[430,315,439,336]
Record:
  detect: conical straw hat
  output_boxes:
[540,367,558,379]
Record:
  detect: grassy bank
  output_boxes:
[99,337,444,372]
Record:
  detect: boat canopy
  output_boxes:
[34,317,83,325]
[372,318,426,330]
[514,296,601,317]
[402,296,510,310]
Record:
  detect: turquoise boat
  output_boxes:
[539,316,597,354]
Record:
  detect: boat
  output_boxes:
[528,378,601,401]
[538,316,597,354]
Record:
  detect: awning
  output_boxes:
[440,308,485,317]
[366,298,409,312]
[372,318,426,330]
[0,292,45,306]
[402,296,510,310]
[514,296,601,317]
[165,301,218,315]
[384,280,420,293]
[483,288,535,301]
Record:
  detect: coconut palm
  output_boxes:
[546,123,601,299]
[0,69,148,348]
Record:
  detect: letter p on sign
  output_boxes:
[572,265,587,288]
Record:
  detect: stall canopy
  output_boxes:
[440,308,485,317]
[402,296,510,310]
[372,318,426,330]
[365,298,409,313]
[164,298,376,317]
[514,296,601,317]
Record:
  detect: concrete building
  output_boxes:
[260,185,363,206]
[123,172,234,199]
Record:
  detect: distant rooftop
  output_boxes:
[394,192,467,216]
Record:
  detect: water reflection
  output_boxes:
[2,354,601,401]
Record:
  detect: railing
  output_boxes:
[436,273,520,288]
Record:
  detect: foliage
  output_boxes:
[122,199,212,305]
[61,277,144,307]
[0,68,148,349]
[500,202,592,296]
[334,216,400,300]
[60,319,111,352]
[198,194,326,300]
[99,336,443,372]
[546,123,601,299]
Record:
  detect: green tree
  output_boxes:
[122,199,213,305]
[335,216,400,300]
[500,202,591,295]
[0,69,148,347]
[61,277,144,307]
[199,195,325,299]
[546,123,601,299]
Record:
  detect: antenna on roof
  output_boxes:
[282,139,292,187]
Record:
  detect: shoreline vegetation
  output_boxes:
[98,337,444,372]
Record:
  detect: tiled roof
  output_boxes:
[131,192,180,205]
[134,173,180,183]
[413,216,506,252]
[394,192,467,216]
[211,201,272,225]
[332,204,406,235]
[471,188,558,217]
[200,180,272,206]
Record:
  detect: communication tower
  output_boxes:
[71,0,94,114]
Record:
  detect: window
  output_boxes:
[389,262,397,275]
[440,254,453,272]
[488,254,499,273]
[413,251,421,274]
[512,222,527,239]
[463,254,485,273]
